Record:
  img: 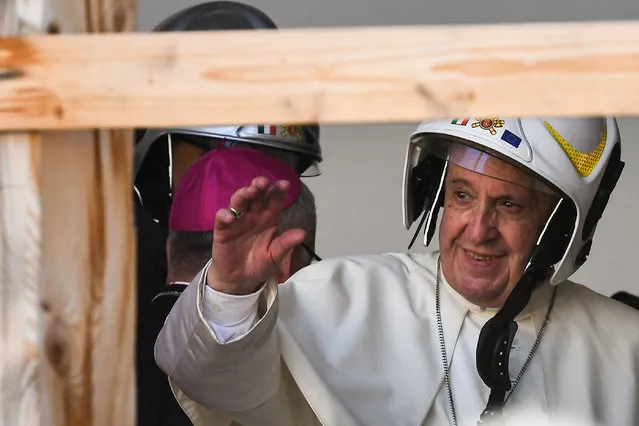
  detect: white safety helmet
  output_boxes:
[135,123,322,180]
[402,116,625,286]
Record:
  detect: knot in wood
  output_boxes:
[44,321,71,378]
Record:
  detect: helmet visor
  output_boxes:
[173,133,321,177]
[411,134,558,196]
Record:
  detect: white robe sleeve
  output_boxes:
[201,281,262,343]
[154,259,282,413]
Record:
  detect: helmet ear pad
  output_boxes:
[405,154,447,250]
[577,142,625,266]
[530,197,578,275]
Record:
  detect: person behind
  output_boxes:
[139,145,318,426]
[166,146,318,287]
[132,3,323,425]
[154,116,639,426]
[133,0,322,361]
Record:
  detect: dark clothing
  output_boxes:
[134,141,191,426]
[136,281,191,426]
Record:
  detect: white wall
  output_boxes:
[138,0,639,297]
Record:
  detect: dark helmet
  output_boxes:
[134,1,322,192]
[153,0,277,31]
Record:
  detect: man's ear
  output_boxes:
[275,249,295,283]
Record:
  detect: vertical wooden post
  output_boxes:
[0,0,137,425]
[1,2,46,426]
[0,131,42,426]
[39,0,137,425]
[40,131,136,426]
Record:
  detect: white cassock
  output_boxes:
[154,251,639,426]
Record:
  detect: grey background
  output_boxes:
[138,0,639,297]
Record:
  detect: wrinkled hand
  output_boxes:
[207,177,306,295]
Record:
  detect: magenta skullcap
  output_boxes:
[169,146,301,232]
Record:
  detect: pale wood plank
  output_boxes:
[36,0,137,424]
[1,2,46,425]
[0,132,42,426]
[1,19,639,130]
[1,0,136,425]
[40,130,135,426]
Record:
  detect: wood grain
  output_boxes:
[0,132,42,426]
[1,19,639,130]
[1,0,136,425]
[37,0,137,424]
[40,130,135,426]
[1,2,45,425]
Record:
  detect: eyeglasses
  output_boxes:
[301,242,322,263]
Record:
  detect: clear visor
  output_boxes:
[221,139,321,177]
[173,133,321,177]
[413,135,558,196]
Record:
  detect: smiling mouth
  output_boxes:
[463,249,500,261]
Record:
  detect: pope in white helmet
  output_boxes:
[153,116,639,426]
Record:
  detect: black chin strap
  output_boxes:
[475,265,545,422]
[475,197,576,423]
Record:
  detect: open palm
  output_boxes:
[207,177,307,295]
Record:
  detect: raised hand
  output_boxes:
[207,176,307,295]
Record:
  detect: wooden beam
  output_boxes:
[1,19,639,130]
[1,0,137,425]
